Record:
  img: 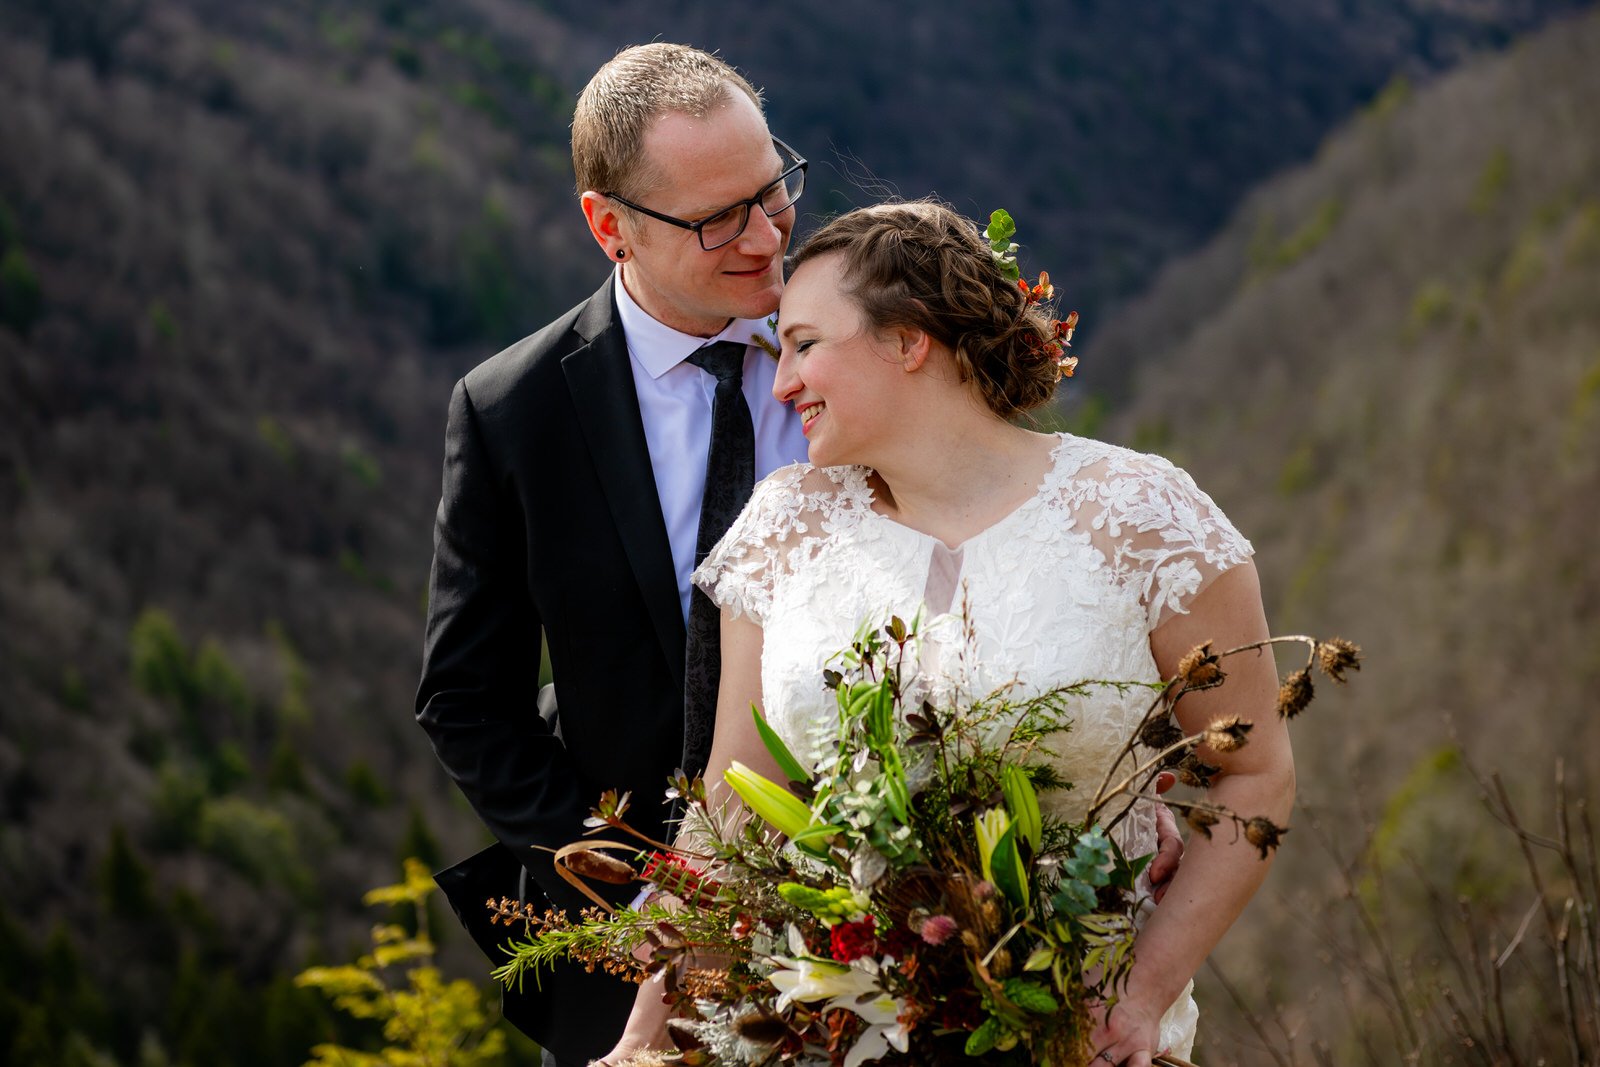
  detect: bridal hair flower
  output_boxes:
[985,209,1081,381]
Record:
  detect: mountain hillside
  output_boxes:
[1,0,1596,1062]
[1088,9,1600,1061]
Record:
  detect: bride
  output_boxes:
[599,200,1295,1067]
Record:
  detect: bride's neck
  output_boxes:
[870,417,1052,534]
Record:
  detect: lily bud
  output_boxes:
[726,761,816,840]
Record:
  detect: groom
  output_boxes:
[416,44,810,1066]
[418,43,1183,1066]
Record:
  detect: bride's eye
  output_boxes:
[796,339,817,354]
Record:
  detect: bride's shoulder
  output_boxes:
[1051,433,1197,493]
[752,462,874,506]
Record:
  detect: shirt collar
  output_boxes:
[613,269,776,380]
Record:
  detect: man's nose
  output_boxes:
[738,207,785,256]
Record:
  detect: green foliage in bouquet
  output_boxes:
[492,618,1359,1067]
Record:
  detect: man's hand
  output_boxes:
[1148,771,1183,905]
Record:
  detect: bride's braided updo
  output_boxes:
[790,200,1063,420]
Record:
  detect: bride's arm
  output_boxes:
[1091,561,1296,1066]
[597,608,774,1065]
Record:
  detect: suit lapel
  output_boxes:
[562,281,686,693]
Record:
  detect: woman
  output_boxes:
[601,201,1294,1066]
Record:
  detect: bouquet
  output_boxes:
[490,617,1358,1066]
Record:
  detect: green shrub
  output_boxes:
[1277,441,1317,496]
[1405,279,1454,338]
[295,859,511,1067]
[266,736,309,795]
[60,667,89,713]
[1470,146,1512,215]
[1364,74,1411,121]
[0,245,42,336]
[205,742,252,795]
[193,638,252,720]
[1130,417,1171,454]
[397,804,441,869]
[1498,230,1546,295]
[266,620,313,726]
[340,442,382,488]
[98,825,155,919]
[1566,200,1600,265]
[148,300,178,342]
[1275,198,1343,267]
[198,796,311,893]
[150,763,208,849]
[130,608,198,715]
[256,416,295,464]
[389,42,423,78]
[344,759,390,806]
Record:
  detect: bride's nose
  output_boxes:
[773,347,801,403]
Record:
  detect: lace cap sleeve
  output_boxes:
[1062,443,1254,631]
[691,463,865,627]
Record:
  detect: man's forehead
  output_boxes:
[639,107,780,212]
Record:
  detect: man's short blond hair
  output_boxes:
[572,43,764,199]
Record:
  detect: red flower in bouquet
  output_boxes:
[829,915,879,962]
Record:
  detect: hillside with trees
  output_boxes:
[1,0,1596,1062]
[1090,10,1600,1061]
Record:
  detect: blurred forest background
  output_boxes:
[2,0,1598,1063]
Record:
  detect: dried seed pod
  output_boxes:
[1201,715,1253,753]
[1176,753,1221,789]
[1277,669,1314,719]
[1244,817,1287,859]
[1316,638,1362,683]
[1176,641,1225,688]
[1184,807,1220,839]
[563,849,638,884]
[1138,716,1185,751]
[666,1018,706,1051]
[733,1010,792,1046]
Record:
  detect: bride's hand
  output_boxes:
[1087,992,1167,1067]
[594,969,672,1066]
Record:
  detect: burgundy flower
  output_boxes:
[829,916,879,962]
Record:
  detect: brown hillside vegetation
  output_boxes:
[1090,9,1600,1062]
[1,0,1597,1062]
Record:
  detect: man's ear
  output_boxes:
[580,191,629,260]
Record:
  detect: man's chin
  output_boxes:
[721,290,781,323]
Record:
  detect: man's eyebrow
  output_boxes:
[686,157,786,218]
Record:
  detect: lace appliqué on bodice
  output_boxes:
[691,433,1252,1058]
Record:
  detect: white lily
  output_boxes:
[830,985,910,1067]
[766,956,877,1010]
[765,955,908,1067]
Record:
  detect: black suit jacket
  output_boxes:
[418,278,688,1063]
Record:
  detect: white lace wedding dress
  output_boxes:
[693,432,1254,1059]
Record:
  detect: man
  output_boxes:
[418,45,808,1066]
[418,43,1181,1066]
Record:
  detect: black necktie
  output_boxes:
[681,341,755,778]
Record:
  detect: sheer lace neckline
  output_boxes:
[860,432,1070,552]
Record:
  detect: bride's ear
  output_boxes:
[891,323,934,374]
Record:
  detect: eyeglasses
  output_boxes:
[605,137,808,252]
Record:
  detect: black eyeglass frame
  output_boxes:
[603,137,808,251]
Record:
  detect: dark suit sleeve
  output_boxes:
[416,378,589,912]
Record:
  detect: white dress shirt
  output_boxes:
[614,272,810,623]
